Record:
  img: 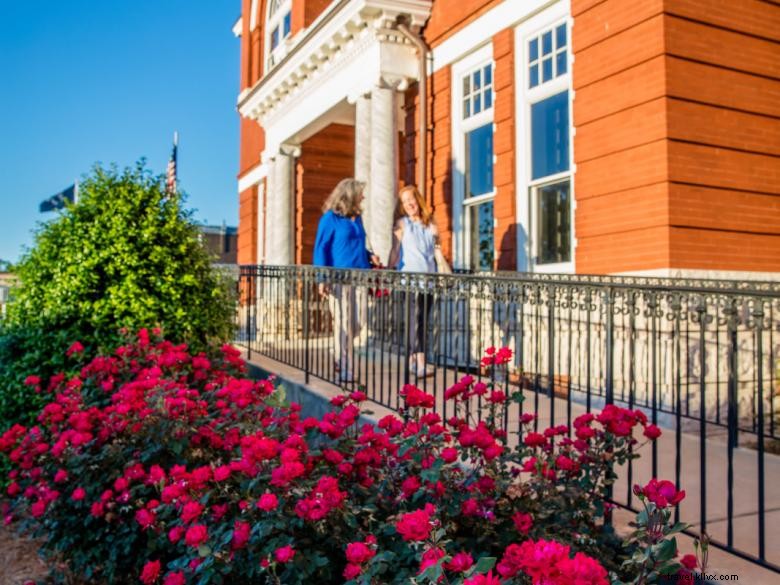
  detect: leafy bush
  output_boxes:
[1,335,696,584]
[0,162,235,431]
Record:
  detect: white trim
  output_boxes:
[238,0,432,157]
[249,0,259,31]
[256,181,266,264]
[451,43,494,270]
[514,1,573,273]
[432,0,557,72]
[462,190,496,207]
[233,16,243,38]
[237,163,268,193]
[615,268,780,282]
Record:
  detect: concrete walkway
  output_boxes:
[242,348,780,584]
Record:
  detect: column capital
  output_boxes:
[377,74,411,92]
[346,90,371,105]
[280,143,301,158]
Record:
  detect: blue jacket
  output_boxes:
[312,210,371,269]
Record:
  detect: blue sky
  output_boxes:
[0,1,241,263]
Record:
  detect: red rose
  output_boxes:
[140,560,161,584]
[257,493,279,512]
[163,572,186,585]
[512,511,533,534]
[184,524,208,548]
[395,505,435,541]
[274,545,296,563]
[345,541,375,564]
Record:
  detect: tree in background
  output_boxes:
[0,161,235,429]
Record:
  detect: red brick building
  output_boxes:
[235,0,780,278]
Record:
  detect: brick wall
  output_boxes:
[296,124,355,264]
[663,1,780,272]
[238,184,259,265]
[425,0,505,46]
[573,0,780,274]
[493,28,516,270]
[428,66,453,261]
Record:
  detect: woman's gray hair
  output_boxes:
[322,178,366,217]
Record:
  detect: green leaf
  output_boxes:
[473,556,497,574]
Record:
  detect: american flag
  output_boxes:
[166,132,178,194]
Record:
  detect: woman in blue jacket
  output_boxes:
[313,178,378,382]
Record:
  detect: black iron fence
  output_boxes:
[235,265,780,574]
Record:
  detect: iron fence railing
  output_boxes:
[235,264,780,574]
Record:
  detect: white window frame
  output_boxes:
[451,44,495,271]
[515,1,575,274]
[265,0,292,71]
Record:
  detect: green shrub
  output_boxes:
[0,162,235,432]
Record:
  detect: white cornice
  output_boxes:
[237,0,431,123]
[237,163,268,193]
[232,16,243,38]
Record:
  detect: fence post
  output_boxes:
[547,285,556,426]
[604,287,614,406]
[303,268,311,385]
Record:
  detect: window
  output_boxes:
[462,64,493,120]
[455,55,495,272]
[528,23,567,89]
[517,14,573,272]
[531,91,569,180]
[535,179,570,264]
[466,124,493,197]
[266,0,292,69]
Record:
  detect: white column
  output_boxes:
[369,83,398,263]
[274,151,294,265]
[264,157,277,264]
[256,181,266,264]
[354,93,372,243]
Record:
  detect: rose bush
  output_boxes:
[2,332,693,584]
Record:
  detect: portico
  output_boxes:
[238,0,432,264]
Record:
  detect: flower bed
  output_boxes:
[1,331,697,584]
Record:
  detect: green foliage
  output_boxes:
[0,162,235,432]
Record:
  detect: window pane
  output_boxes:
[473,69,481,90]
[529,38,538,62]
[556,51,567,76]
[469,200,494,272]
[531,91,569,180]
[483,88,492,110]
[466,124,494,197]
[556,24,567,49]
[537,180,571,264]
[483,65,492,87]
[542,57,553,82]
[271,27,279,50]
[463,75,470,96]
[542,31,553,55]
[283,11,291,36]
[474,93,482,114]
[529,64,539,88]
[463,98,471,119]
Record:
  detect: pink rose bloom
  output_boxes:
[257,493,279,512]
[274,545,296,563]
[163,572,186,585]
[140,560,161,584]
[184,524,208,548]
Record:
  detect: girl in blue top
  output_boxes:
[387,185,441,377]
[312,178,378,382]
